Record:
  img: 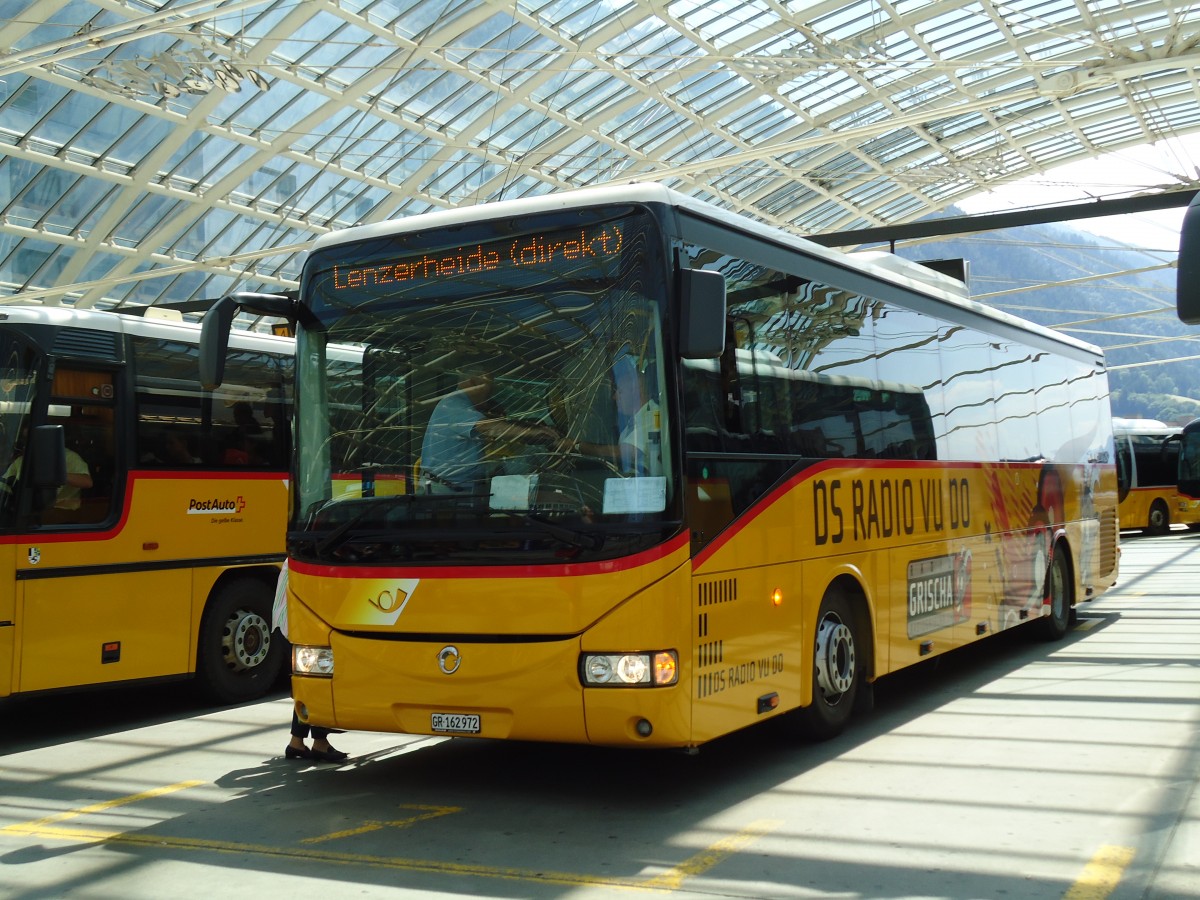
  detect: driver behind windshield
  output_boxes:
[419,357,565,494]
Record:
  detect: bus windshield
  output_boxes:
[292,208,677,565]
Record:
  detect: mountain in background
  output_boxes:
[890,214,1199,425]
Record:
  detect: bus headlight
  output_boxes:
[580,651,678,686]
[293,645,334,677]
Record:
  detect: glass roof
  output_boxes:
[2,0,1200,312]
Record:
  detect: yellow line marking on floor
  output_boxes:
[1062,845,1136,900]
[7,825,647,888]
[1,781,204,839]
[302,804,461,844]
[1073,618,1099,631]
[3,827,673,891]
[1,792,779,893]
[641,819,781,891]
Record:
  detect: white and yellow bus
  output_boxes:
[1113,418,1200,533]
[203,184,1120,746]
[0,306,292,702]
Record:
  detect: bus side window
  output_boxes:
[45,366,118,526]
[682,366,727,453]
[70,417,115,524]
[217,359,292,470]
[744,378,788,455]
[791,426,829,457]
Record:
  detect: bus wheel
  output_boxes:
[1038,547,1072,642]
[1147,500,1170,535]
[796,590,860,740]
[196,579,284,704]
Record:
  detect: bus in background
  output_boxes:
[1112,418,1200,534]
[203,183,1119,747]
[1177,418,1200,501]
[0,306,292,703]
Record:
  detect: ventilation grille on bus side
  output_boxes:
[1099,508,1118,579]
[53,328,121,361]
[696,577,737,699]
[698,577,738,606]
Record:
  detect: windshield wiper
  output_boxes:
[307,492,497,556]
[307,494,415,555]
[515,512,602,550]
[314,506,376,556]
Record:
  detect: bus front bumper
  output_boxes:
[292,630,691,747]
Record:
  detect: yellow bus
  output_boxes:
[0,306,292,702]
[203,184,1120,746]
[1113,418,1200,533]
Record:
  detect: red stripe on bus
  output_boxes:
[290,530,690,580]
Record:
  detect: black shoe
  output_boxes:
[284,745,313,760]
[311,746,349,763]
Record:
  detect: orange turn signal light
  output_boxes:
[653,651,678,685]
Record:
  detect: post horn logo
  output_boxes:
[367,587,409,614]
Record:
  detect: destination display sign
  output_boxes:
[327,224,626,294]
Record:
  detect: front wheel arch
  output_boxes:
[195,570,286,704]
[789,577,873,741]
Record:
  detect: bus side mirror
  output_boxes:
[679,269,726,359]
[29,424,67,510]
[1178,194,1200,324]
[200,292,296,389]
[199,296,238,389]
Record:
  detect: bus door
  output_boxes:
[14,363,151,693]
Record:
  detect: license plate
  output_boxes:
[431,713,481,734]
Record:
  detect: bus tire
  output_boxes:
[196,578,285,704]
[1146,500,1170,535]
[795,589,861,740]
[1037,546,1073,642]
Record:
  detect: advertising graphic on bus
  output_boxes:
[202,184,1119,747]
[0,307,291,702]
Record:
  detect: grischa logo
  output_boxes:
[186,495,247,515]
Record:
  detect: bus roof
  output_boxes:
[0,304,293,355]
[308,182,1103,359]
[1112,417,1178,435]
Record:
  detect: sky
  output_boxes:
[954,135,1199,252]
